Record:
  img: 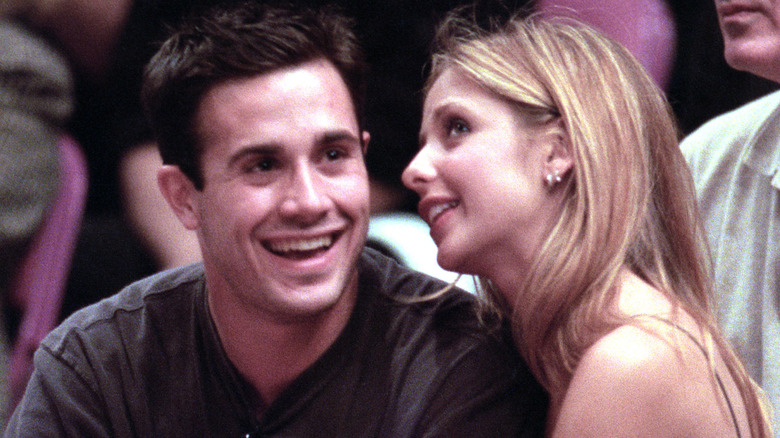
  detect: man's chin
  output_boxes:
[723,40,780,82]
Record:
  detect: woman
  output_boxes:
[402,13,773,437]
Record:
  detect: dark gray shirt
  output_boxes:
[5,248,546,437]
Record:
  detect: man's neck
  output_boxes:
[207,277,359,406]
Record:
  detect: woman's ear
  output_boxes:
[543,118,574,179]
[157,165,200,230]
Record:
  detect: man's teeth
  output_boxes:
[429,202,457,223]
[269,236,333,253]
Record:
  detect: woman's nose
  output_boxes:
[402,147,436,193]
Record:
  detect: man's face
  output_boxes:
[716,0,780,82]
[188,59,370,323]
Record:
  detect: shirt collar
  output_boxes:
[741,96,780,191]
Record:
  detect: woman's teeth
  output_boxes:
[429,202,458,223]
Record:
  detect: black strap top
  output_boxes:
[633,315,742,438]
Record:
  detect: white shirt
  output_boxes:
[681,90,780,430]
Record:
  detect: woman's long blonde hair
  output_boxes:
[427,11,771,436]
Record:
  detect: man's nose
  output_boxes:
[279,165,330,223]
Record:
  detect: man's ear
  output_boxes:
[361,130,370,155]
[543,118,574,178]
[157,165,200,231]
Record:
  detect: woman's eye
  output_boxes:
[447,119,469,136]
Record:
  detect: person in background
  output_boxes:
[403,11,772,437]
[0,8,77,424]
[4,3,546,436]
[680,0,780,431]
[536,0,677,90]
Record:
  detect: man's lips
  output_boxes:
[263,232,340,258]
[718,2,761,18]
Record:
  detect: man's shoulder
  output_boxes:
[355,252,546,436]
[356,247,501,353]
[357,247,487,330]
[682,90,780,162]
[44,263,206,352]
[358,246,471,300]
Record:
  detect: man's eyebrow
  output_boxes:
[317,130,361,145]
[226,130,362,167]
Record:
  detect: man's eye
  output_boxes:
[325,149,344,160]
[252,158,277,171]
[447,119,469,136]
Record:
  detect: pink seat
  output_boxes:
[537,0,677,90]
[7,135,88,409]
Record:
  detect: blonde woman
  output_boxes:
[403,12,773,437]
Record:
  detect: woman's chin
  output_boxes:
[436,249,476,277]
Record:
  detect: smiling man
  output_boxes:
[4,3,546,437]
[680,0,780,430]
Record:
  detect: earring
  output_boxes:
[545,170,562,187]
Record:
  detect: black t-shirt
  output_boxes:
[6,248,547,437]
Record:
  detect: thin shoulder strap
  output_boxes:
[635,315,742,438]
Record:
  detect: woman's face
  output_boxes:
[402,67,569,289]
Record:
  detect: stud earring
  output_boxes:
[545,170,562,187]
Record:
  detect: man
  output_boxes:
[680,0,780,429]
[4,3,546,437]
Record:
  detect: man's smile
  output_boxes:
[263,233,338,259]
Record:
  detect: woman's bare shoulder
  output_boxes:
[551,324,739,437]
